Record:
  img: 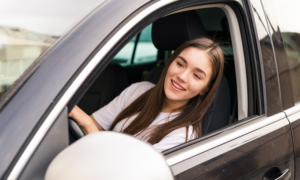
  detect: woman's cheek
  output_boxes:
[191,80,205,96]
[171,65,179,74]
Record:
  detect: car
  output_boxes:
[0,0,300,179]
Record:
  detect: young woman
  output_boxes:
[69,37,225,152]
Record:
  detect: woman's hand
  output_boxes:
[69,105,104,134]
[68,106,76,119]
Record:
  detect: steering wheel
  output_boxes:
[68,118,85,141]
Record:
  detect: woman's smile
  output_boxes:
[171,80,186,91]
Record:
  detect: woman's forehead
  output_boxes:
[179,47,211,65]
[177,47,213,77]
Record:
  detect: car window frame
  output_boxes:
[161,0,256,153]
[164,3,294,178]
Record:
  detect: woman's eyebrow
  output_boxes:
[178,56,206,77]
[196,68,206,77]
[178,56,187,64]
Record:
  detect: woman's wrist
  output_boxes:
[81,123,99,134]
[70,106,91,126]
[69,105,101,134]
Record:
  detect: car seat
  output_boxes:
[77,63,129,115]
[147,10,231,135]
[69,63,129,140]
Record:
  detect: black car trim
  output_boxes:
[246,0,269,116]
[230,2,255,116]
[243,0,264,116]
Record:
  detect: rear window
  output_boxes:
[0,0,105,99]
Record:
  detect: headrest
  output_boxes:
[152,10,207,50]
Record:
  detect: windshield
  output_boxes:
[0,0,105,99]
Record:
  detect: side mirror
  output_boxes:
[45,131,174,180]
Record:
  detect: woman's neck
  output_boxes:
[161,98,188,113]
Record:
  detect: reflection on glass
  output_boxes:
[0,26,57,97]
[114,24,158,65]
[251,0,281,116]
[260,0,294,109]
[272,0,300,103]
[0,0,105,99]
[134,24,158,64]
[113,36,136,65]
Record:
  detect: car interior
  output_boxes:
[69,7,239,146]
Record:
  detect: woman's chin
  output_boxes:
[165,93,184,102]
[164,88,190,103]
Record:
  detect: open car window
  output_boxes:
[74,6,247,148]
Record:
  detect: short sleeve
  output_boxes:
[152,126,194,152]
[92,81,154,130]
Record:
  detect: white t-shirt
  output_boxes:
[92,81,195,152]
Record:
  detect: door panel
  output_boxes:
[285,105,300,179]
[167,114,294,179]
[18,107,69,180]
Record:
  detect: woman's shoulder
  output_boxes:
[126,81,155,93]
[130,81,155,88]
[122,81,155,105]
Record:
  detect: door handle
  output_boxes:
[263,168,291,180]
[275,169,290,180]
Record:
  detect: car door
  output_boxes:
[163,0,294,179]
[68,0,293,179]
[266,0,300,179]
[1,0,294,179]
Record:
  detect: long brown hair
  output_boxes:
[110,38,224,144]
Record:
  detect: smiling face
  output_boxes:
[164,47,213,106]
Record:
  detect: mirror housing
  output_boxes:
[45,131,174,180]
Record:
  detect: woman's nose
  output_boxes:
[177,70,188,83]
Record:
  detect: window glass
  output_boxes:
[133,24,158,63]
[272,0,300,103]
[260,0,294,110]
[0,0,105,99]
[250,0,281,116]
[113,24,157,66]
[113,36,136,65]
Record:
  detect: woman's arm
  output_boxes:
[69,105,104,135]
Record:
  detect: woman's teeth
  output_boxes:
[172,80,185,90]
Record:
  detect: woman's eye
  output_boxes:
[194,74,201,79]
[177,62,183,67]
